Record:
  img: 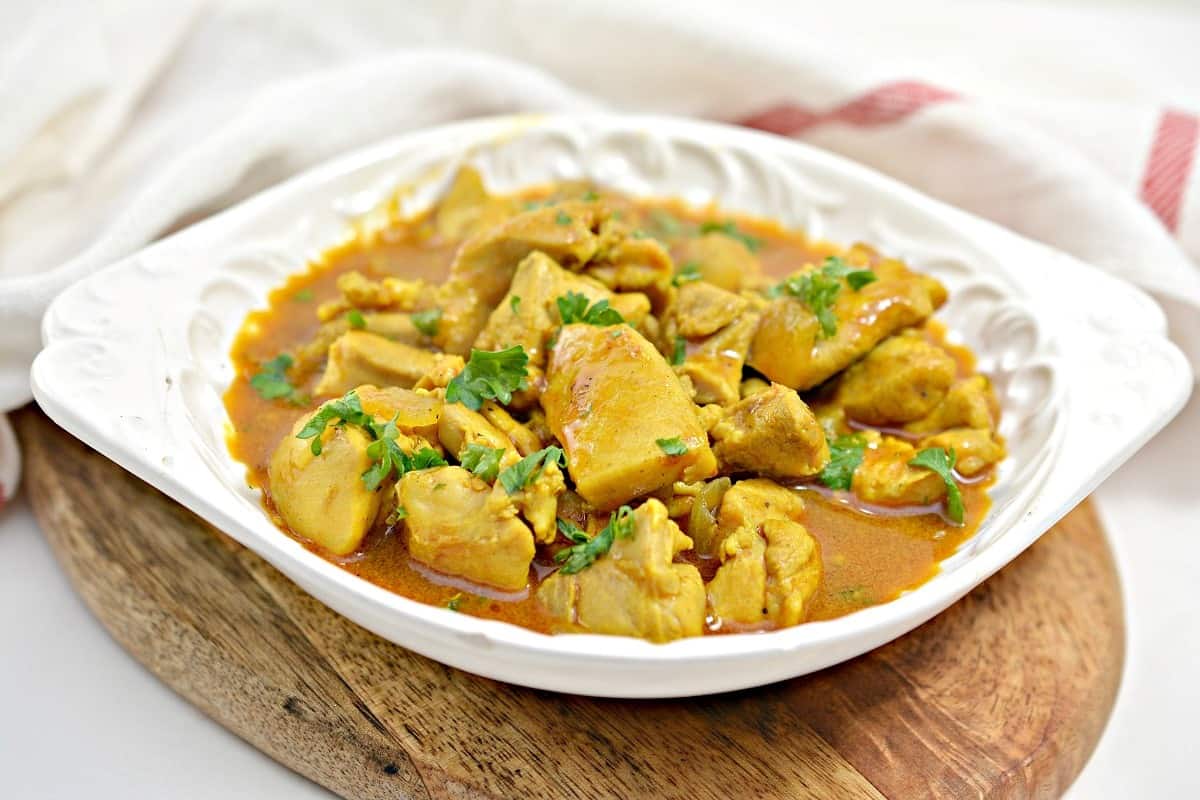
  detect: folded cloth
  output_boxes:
[1,0,1198,508]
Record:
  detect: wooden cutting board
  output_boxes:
[14,405,1123,800]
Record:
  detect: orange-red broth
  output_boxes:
[225,191,993,634]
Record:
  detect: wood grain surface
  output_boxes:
[14,405,1124,799]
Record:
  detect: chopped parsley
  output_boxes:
[386,505,408,525]
[699,219,762,252]
[410,308,441,337]
[649,209,682,237]
[498,446,565,495]
[768,256,878,338]
[361,416,447,491]
[296,391,447,488]
[297,390,372,455]
[554,505,635,575]
[822,254,878,290]
[670,336,687,366]
[249,354,305,404]
[672,261,702,286]
[446,593,464,612]
[445,346,530,410]
[347,309,366,329]
[460,443,505,483]
[509,295,521,314]
[292,288,314,302]
[835,585,872,606]
[582,189,599,202]
[656,437,689,456]
[555,210,573,225]
[555,291,625,326]
[908,447,965,524]
[818,433,867,491]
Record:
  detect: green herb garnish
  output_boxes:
[672,261,702,286]
[498,446,565,495]
[509,295,521,314]
[555,291,625,326]
[670,336,687,366]
[554,505,635,575]
[818,433,867,491]
[821,255,878,290]
[386,505,408,525]
[656,437,689,456]
[649,209,682,237]
[361,416,448,491]
[835,585,872,606]
[460,443,506,483]
[297,391,372,455]
[768,256,878,338]
[908,447,964,524]
[347,309,366,329]
[249,354,305,404]
[582,189,599,202]
[555,210,573,225]
[445,346,530,411]
[410,308,441,337]
[361,415,408,490]
[296,391,447,487]
[446,593,463,611]
[699,220,761,252]
[292,288,314,302]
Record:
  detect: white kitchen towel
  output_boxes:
[1,0,1198,509]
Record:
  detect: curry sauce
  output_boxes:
[225,175,997,638]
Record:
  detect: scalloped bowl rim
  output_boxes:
[30,113,1192,696]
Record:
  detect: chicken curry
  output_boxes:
[225,168,1005,642]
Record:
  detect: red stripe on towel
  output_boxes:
[737,81,959,136]
[1140,108,1199,233]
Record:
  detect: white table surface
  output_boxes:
[1,390,1197,798]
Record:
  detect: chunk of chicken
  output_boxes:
[429,202,607,355]
[433,166,522,241]
[316,271,431,320]
[672,232,763,292]
[268,409,382,556]
[537,499,705,641]
[449,202,603,307]
[543,323,717,509]
[480,401,543,456]
[852,434,947,507]
[707,518,822,628]
[836,331,957,425]
[904,375,1000,435]
[749,248,947,390]
[678,313,760,407]
[354,384,443,443]
[586,221,674,307]
[473,251,649,366]
[437,402,519,460]
[710,384,830,480]
[672,281,749,339]
[699,477,806,556]
[315,331,463,396]
[399,466,535,590]
[920,428,1006,476]
[511,461,567,544]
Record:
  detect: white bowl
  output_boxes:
[31,114,1192,698]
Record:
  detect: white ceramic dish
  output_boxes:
[31,114,1192,698]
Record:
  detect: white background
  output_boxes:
[2,0,1198,797]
